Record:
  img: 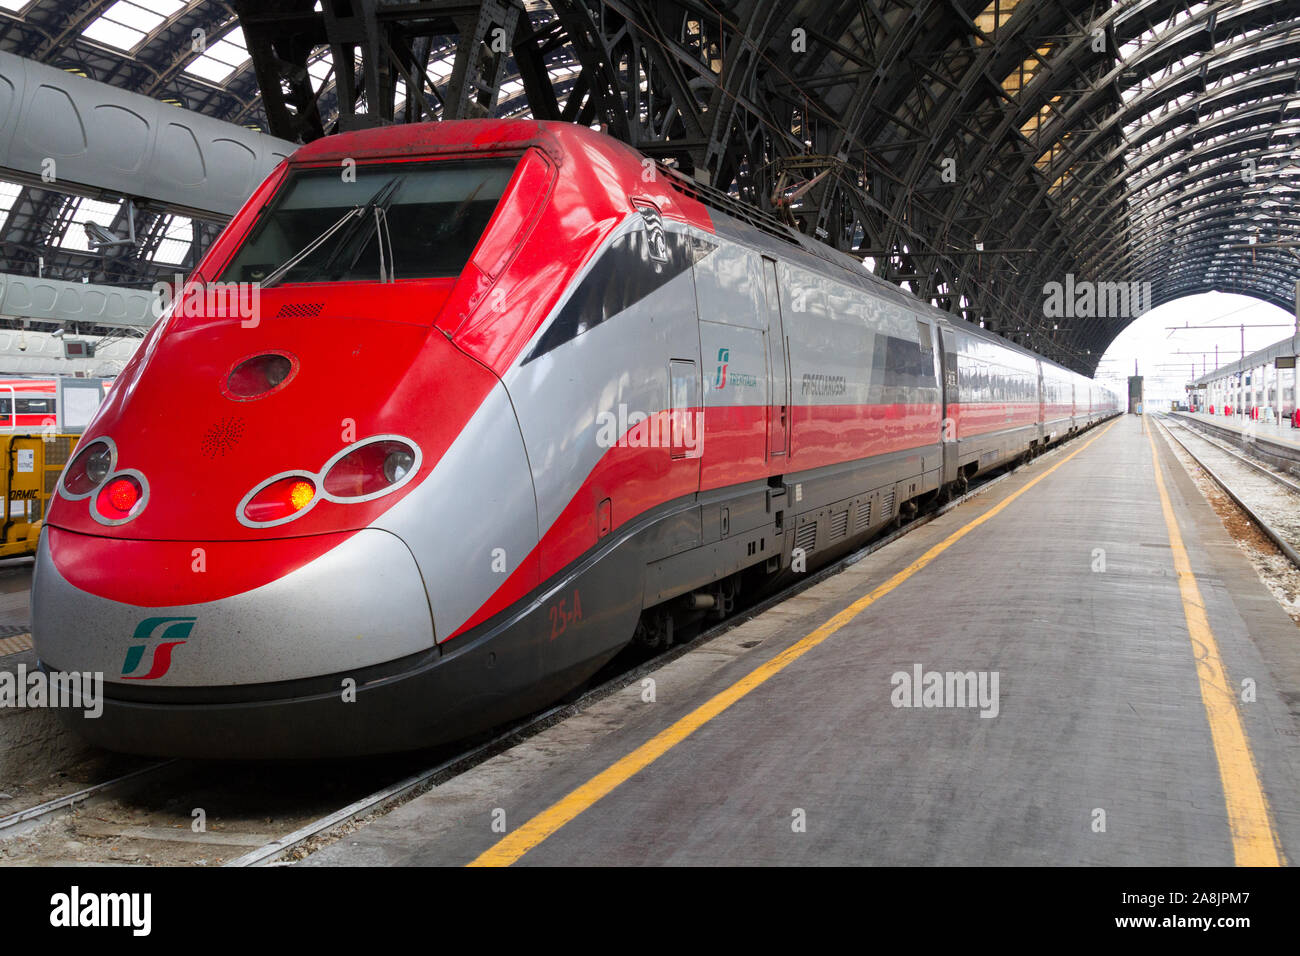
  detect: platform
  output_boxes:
[1179,409,1300,452]
[283,419,1297,862]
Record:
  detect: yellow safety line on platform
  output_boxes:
[1148,426,1284,866]
[468,419,1120,867]
[0,633,32,658]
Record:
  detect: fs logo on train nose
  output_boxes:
[121,617,196,680]
[714,347,730,389]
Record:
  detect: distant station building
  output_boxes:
[1189,333,1300,426]
[1128,375,1144,415]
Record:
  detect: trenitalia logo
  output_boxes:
[712,347,758,389]
[122,616,196,680]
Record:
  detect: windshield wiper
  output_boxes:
[262,175,403,289]
[306,175,405,284]
[261,205,364,289]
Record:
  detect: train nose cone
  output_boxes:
[31,528,435,687]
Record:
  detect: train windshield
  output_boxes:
[220,158,519,285]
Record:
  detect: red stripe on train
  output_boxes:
[449,400,1060,639]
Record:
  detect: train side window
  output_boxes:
[526,226,705,362]
[881,333,931,391]
[0,400,9,416]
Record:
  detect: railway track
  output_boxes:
[0,424,1099,866]
[1154,413,1300,569]
[1171,413,1300,478]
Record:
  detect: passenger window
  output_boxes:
[525,226,703,362]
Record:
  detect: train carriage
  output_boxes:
[32,119,1118,757]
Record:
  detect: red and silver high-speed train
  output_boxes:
[34,120,1119,758]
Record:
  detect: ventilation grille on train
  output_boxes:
[881,491,895,518]
[855,500,872,533]
[830,510,849,540]
[276,302,324,318]
[794,522,817,554]
[200,416,246,458]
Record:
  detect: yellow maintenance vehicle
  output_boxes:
[0,434,78,559]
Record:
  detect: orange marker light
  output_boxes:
[289,480,315,511]
[244,476,318,524]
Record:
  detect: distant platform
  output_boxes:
[1178,409,1300,453]
[300,415,1300,866]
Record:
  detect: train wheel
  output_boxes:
[633,609,674,649]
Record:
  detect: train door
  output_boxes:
[669,357,701,493]
[760,257,789,459]
[936,328,960,487]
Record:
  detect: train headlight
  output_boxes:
[224,352,298,400]
[321,437,420,501]
[383,449,414,483]
[60,438,115,499]
[237,437,419,528]
[240,475,318,526]
[87,449,112,485]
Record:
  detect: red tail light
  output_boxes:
[243,476,317,524]
[322,439,417,500]
[95,475,143,522]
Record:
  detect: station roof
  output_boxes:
[0,0,1297,374]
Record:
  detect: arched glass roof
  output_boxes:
[0,0,1295,372]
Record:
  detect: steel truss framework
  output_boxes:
[2,0,1297,373]
[514,0,1300,373]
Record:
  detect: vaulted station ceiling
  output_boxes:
[1,0,1296,373]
